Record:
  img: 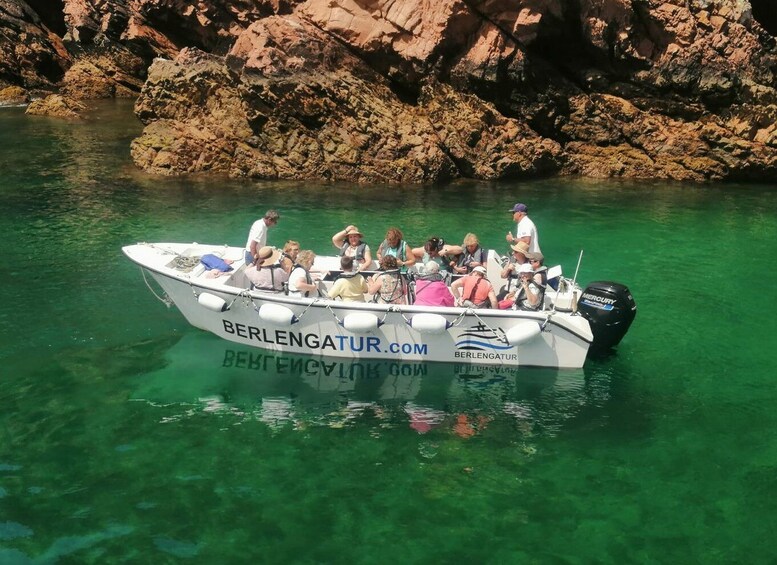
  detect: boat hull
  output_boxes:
[124,243,594,369]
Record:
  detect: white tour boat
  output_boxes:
[123,242,636,369]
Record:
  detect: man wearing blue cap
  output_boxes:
[506,203,541,254]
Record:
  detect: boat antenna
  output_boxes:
[571,250,584,288]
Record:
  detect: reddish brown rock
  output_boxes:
[131,17,565,182]
[4,0,777,182]
[0,85,29,104]
[298,0,481,81]
[0,0,71,89]
[133,29,460,183]
[419,79,563,178]
[129,1,776,181]
[62,0,302,97]
[60,55,144,99]
[1,0,297,96]
[131,48,251,175]
[25,93,86,118]
[724,103,777,146]
[62,0,297,59]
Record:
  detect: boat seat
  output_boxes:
[222,264,249,288]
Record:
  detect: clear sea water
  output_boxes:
[1,100,776,563]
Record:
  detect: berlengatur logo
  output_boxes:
[455,323,511,352]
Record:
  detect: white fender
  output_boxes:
[505,323,541,346]
[342,312,380,333]
[197,292,227,312]
[409,313,450,335]
[259,303,298,326]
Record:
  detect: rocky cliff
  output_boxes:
[2,0,776,182]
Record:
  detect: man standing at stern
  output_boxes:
[245,209,280,264]
[505,203,541,254]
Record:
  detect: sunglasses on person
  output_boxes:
[529,259,540,263]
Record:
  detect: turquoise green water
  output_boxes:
[2,100,777,563]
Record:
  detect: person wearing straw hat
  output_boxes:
[451,266,497,309]
[505,203,541,254]
[332,224,373,271]
[500,241,529,280]
[245,246,287,291]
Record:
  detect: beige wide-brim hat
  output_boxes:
[510,241,529,255]
[345,226,363,237]
[257,246,281,267]
[525,251,544,262]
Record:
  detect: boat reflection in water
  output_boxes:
[132,333,608,437]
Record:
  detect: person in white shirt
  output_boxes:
[505,203,541,254]
[244,209,280,263]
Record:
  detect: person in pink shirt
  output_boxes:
[413,262,455,307]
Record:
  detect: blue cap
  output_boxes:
[509,203,528,213]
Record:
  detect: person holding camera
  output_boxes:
[376,227,416,273]
[513,263,544,311]
[412,236,462,275]
[499,241,530,297]
[452,233,487,275]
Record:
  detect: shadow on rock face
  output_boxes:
[750,0,777,37]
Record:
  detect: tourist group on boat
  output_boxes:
[239,203,549,311]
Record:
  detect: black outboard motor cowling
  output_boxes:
[578,281,636,354]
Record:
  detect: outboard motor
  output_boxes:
[577,281,636,354]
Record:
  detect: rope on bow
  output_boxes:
[141,268,173,308]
